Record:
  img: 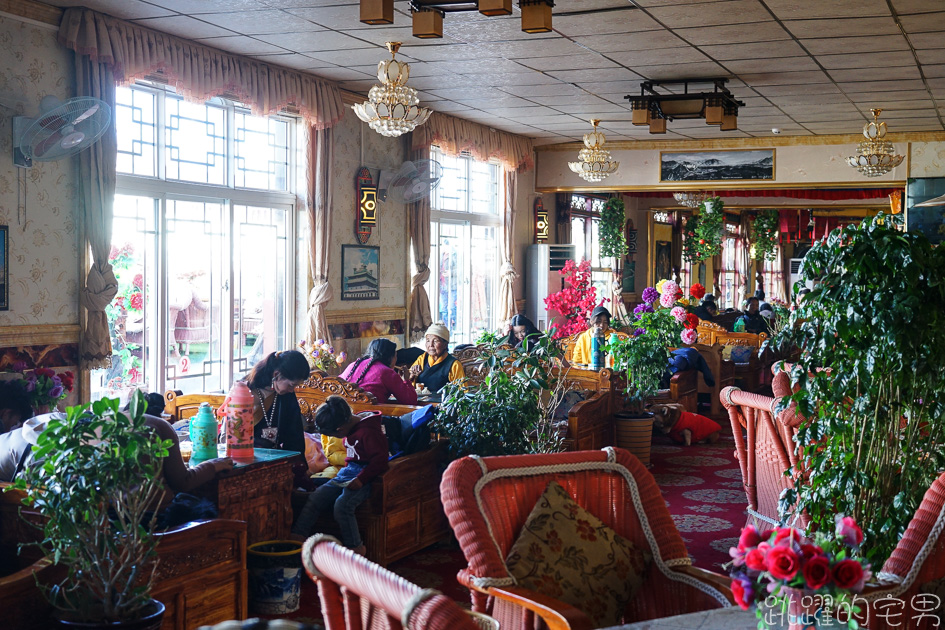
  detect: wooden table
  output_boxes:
[191,447,302,544]
[601,606,795,630]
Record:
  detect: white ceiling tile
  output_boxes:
[699,40,808,61]
[900,12,945,33]
[608,47,712,67]
[918,49,945,64]
[553,8,663,37]
[837,79,927,92]
[333,26,419,47]
[264,0,359,7]
[307,47,404,66]
[256,30,374,52]
[547,68,644,83]
[738,70,831,86]
[441,14,540,42]
[134,0,264,12]
[851,99,935,110]
[471,71,562,87]
[783,17,900,39]
[252,52,337,70]
[800,34,910,55]
[925,64,945,77]
[133,15,236,39]
[829,66,923,81]
[753,83,842,96]
[908,32,945,49]
[193,9,309,35]
[647,0,775,28]
[765,0,890,19]
[572,30,689,53]
[518,54,621,72]
[427,101,475,113]
[283,4,363,29]
[818,51,917,69]
[44,0,174,19]
[724,57,819,74]
[674,22,792,45]
[196,36,288,55]
[475,38,581,59]
[891,0,945,13]
[307,66,375,81]
[631,61,729,81]
[498,83,588,97]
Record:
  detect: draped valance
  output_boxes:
[411,111,534,172]
[58,8,345,130]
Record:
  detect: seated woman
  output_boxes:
[340,339,418,405]
[408,323,466,394]
[238,350,310,455]
[505,314,543,351]
[571,305,616,365]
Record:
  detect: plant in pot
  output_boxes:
[607,282,698,465]
[600,197,629,315]
[775,213,945,568]
[10,391,171,628]
[437,331,570,457]
[543,259,600,340]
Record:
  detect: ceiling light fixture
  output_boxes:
[363,0,553,37]
[673,191,708,209]
[568,119,619,183]
[352,42,432,138]
[625,79,745,135]
[845,108,904,178]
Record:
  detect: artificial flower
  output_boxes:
[835,515,864,547]
[766,545,800,580]
[690,283,706,300]
[681,328,698,345]
[659,291,676,308]
[832,559,867,591]
[670,306,687,323]
[641,287,659,305]
[802,555,831,591]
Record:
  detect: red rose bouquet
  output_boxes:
[729,516,871,629]
[10,361,75,412]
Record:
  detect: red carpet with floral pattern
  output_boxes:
[265,433,744,624]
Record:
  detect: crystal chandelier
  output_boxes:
[568,119,619,183]
[353,42,432,138]
[846,109,904,177]
[673,191,708,208]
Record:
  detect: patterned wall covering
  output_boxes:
[0,15,78,328]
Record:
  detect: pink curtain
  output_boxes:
[411,112,533,172]
[407,147,433,338]
[763,246,787,303]
[305,128,334,344]
[58,8,344,129]
[735,215,752,308]
[498,169,518,323]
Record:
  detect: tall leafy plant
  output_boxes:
[776,213,945,567]
[599,197,628,263]
[750,209,779,261]
[683,197,725,263]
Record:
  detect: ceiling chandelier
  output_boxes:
[568,119,619,183]
[846,109,904,177]
[673,191,708,208]
[353,42,432,138]
[625,79,744,134]
[359,0,555,37]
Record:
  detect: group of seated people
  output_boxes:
[692,288,796,335]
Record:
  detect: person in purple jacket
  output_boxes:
[339,338,418,405]
[290,396,390,554]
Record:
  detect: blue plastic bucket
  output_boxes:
[247,540,304,615]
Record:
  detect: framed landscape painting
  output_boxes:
[341,245,380,300]
[660,149,775,182]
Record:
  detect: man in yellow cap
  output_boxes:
[408,323,466,393]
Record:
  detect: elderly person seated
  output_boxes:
[408,323,466,393]
[571,305,617,366]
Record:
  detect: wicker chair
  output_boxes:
[440,448,733,630]
[302,536,484,630]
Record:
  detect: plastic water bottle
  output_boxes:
[190,402,220,462]
[590,328,604,370]
[734,318,746,333]
[225,381,255,463]
[606,333,619,369]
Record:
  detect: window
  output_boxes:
[569,194,610,299]
[96,83,298,401]
[718,222,740,309]
[426,147,501,346]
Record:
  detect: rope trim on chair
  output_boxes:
[602,446,617,463]
[873,492,945,593]
[471,575,517,589]
[722,386,741,407]
[470,454,489,475]
[402,588,442,628]
[471,459,730,607]
[301,534,342,579]
[747,508,780,528]
[875,571,904,584]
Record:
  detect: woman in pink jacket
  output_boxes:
[339,338,418,405]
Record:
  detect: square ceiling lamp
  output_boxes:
[521,0,554,33]
[360,0,393,25]
[412,7,444,38]
[479,0,512,16]
[625,79,744,135]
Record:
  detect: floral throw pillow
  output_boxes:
[505,480,651,628]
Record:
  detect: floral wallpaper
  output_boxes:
[909,142,945,178]
[329,113,409,312]
[0,15,78,327]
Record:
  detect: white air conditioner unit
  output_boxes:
[526,244,576,331]
[788,257,813,296]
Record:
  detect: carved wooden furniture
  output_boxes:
[563,390,615,452]
[303,537,483,630]
[192,448,300,545]
[560,330,630,365]
[696,320,727,345]
[440,448,734,630]
[690,343,735,418]
[295,370,423,421]
[649,369,698,414]
[0,484,248,630]
[164,390,226,421]
[453,344,488,386]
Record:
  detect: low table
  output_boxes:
[602,606,792,630]
[191,447,302,544]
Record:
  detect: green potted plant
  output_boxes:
[436,331,569,457]
[11,391,171,628]
[600,196,629,289]
[776,213,945,567]
[683,196,725,263]
[607,281,698,464]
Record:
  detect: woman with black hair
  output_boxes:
[243,349,310,455]
[505,314,543,351]
[339,338,417,405]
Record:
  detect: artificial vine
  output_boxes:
[683,196,724,263]
[750,209,779,261]
[599,197,628,262]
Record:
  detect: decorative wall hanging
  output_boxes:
[355,166,377,244]
[750,209,779,261]
[341,245,380,300]
[661,149,774,182]
[683,197,725,263]
[534,197,549,243]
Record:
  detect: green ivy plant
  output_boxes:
[437,331,568,457]
[599,197,628,263]
[11,392,171,623]
[775,213,945,567]
[750,209,780,261]
[683,196,724,263]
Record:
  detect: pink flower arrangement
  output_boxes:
[298,339,347,373]
[670,306,687,323]
[729,516,871,629]
[9,361,75,411]
[543,259,603,340]
[681,328,698,345]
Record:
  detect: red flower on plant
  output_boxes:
[774,527,801,544]
[685,313,700,330]
[802,555,832,591]
[766,545,800,580]
[745,548,767,571]
[738,525,761,550]
[543,259,601,340]
[690,283,706,299]
[731,579,752,610]
[35,367,56,378]
[133,273,144,291]
[128,367,141,383]
[832,559,865,590]
[127,291,144,311]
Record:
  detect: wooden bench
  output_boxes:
[0,483,248,630]
[690,343,736,418]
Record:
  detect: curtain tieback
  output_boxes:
[309,281,333,308]
[499,262,517,280]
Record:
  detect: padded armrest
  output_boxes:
[673,565,736,605]
[490,585,594,630]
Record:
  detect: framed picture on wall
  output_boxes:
[341,245,380,301]
[0,225,7,311]
[660,149,775,182]
[655,241,672,284]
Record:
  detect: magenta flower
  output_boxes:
[641,287,659,304]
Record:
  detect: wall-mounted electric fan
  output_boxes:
[381,159,444,204]
[13,95,112,167]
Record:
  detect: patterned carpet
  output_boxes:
[262,430,744,624]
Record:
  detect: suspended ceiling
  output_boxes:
[39,0,945,144]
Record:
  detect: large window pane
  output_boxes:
[470,225,497,342]
[432,151,466,213]
[469,160,498,215]
[165,95,226,185]
[435,222,464,337]
[115,88,156,177]
[235,111,289,191]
